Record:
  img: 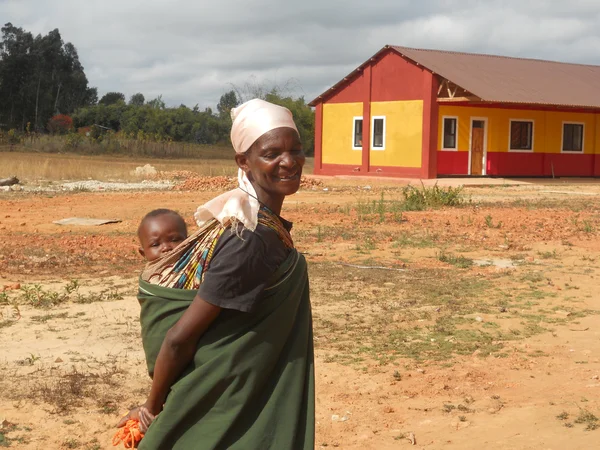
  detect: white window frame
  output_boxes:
[561,121,585,153]
[352,116,363,150]
[371,115,386,151]
[441,116,459,151]
[508,119,535,153]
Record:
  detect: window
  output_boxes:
[442,117,458,150]
[562,123,584,152]
[371,116,386,150]
[352,117,363,150]
[509,120,534,151]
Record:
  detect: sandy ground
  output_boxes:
[1,180,600,449]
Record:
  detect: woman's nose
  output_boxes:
[279,152,296,168]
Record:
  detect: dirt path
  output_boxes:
[1,184,600,449]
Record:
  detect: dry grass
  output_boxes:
[0,150,315,182]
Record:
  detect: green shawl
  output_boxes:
[137,250,315,450]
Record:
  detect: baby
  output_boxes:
[137,209,188,262]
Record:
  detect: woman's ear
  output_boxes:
[235,153,249,174]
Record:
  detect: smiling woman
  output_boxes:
[117,99,315,450]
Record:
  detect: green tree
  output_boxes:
[98,92,125,106]
[129,93,145,106]
[0,23,95,131]
[217,90,239,119]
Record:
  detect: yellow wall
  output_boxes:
[439,105,599,154]
[370,101,423,168]
[322,102,363,165]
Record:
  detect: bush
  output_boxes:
[402,183,464,211]
[47,114,74,134]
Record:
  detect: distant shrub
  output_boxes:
[402,183,464,211]
[47,114,74,134]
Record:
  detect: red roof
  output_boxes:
[310,45,600,109]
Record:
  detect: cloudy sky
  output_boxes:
[2,0,600,109]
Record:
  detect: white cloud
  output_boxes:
[2,0,599,107]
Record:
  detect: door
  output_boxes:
[470,120,485,175]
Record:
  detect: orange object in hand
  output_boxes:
[113,419,144,448]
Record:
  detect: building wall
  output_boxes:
[326,72,367,104]
[322,102,363,165]
[371,54,426,102]
[315,49,437,178]
[437,105,599,176]
[370,101,423,168]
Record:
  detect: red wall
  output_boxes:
[487,153,595,177]
[437,152,469,175]
[371,52,427,102]
[326,71,367,104]
[437,152,597,177]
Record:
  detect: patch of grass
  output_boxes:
[0,320,15,329]
[18,280,122,308]
[20,284,70,308]
[520,272,545,283]
[443,404,456,413]
[401,183,464,211]
[582,220,595,233]
[62,438,81,449]
[98,399,118,415]
[31,312,69,323]
[29,368,100,414]
[74,288,123,304]
[392,231,438,248]
[355,238,377,253]
[0,433,10,448]
[538,250,558,259]
[437,251,473,269]
[311,259,593,367]
[354,192,405,223]
[484,215,502,228]
[574,410,599,431]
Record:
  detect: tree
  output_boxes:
[0,23,95,131]
[217,90,239,119]
[129,93,145,106]
[147,95,166,110]
[98,92,125,106]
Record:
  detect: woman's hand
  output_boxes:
[138,404,157,434]
[116,406,141,428]
[116,404,157,433]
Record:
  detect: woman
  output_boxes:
[118,99,315,449]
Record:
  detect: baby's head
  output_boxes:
[138,209,188,262]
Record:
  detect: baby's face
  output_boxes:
[138,214,187,261]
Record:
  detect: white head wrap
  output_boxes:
[194,99,298,231]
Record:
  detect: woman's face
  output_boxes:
[236,126,305,211]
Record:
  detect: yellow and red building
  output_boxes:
[309,45,600,178]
